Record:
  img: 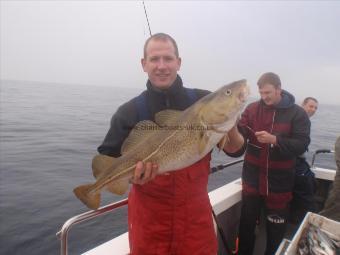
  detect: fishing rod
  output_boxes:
[142,1,152,36]
[212,208,233,255]
[210,158,244,174]
[210,158,243,254]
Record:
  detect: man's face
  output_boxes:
[258,83,282,106]
[141,39,181,89]
[303,100,318,117]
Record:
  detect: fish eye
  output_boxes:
[224,89,232,96]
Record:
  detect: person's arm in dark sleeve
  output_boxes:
[223,106,251,157]
[97,101,138,157]
[276,107,311,157]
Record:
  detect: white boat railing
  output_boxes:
[311,149,335,181]
[311,149,335,168]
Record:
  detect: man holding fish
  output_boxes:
[75,33,247,254]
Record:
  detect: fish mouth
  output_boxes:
[240,87,250,103]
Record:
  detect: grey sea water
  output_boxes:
[0,80,339,255]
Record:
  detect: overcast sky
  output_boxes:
[1,1,340,105]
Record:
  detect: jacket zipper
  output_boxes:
[266,110,276,196]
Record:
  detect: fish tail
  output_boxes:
[73,184,101,210]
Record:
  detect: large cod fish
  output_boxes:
[74,80,249,210]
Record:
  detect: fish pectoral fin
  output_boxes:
[121,120,160,154]
[106,179,129,195]
[154,109,182,126]
[73,184,101,210]
[218,134,230,152]
[92,154,117,179]
[208,124,227,134]
[198,131,209,155]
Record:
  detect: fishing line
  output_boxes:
[142,1,152,36]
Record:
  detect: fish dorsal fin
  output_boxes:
[154,109,182,126]
[106,178,129,195]
[92,154,116,179]
[121,120,160,155]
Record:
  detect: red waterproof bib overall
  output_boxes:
[128,154,217,255]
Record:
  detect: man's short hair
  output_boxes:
[257,72,281,89]
[143,33,179,58]
[303,97,318,105]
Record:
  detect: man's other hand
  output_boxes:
[255,131,277,145]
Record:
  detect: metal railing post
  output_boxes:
[311,149,334,168]
[56,198,128,255]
